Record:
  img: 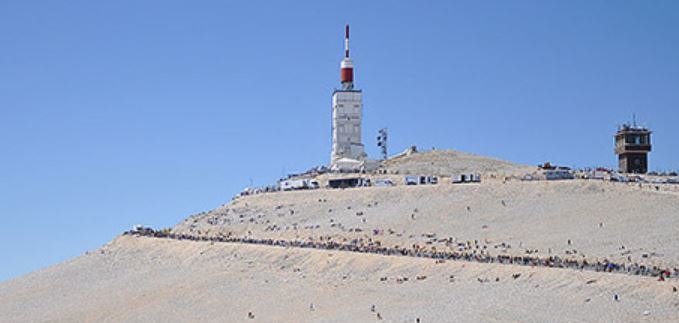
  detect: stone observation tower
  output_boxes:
[331,24,366,165]
[615,120,652,174]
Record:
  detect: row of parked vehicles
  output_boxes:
[276,173,482,192]
[406,174,481,185]
[246,167,678,198]
[610,174,679,184]
[521,167,679,184]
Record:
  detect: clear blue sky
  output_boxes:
[1,1,678,281]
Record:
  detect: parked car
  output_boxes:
[453,173,482,183]
[374,179,395,187]
[610,174,629,182]
[545,170,574,180]
[405,176,418,185]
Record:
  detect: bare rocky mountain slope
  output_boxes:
[380,149,534,176]
[1,236,677,322]
[1,150,678,322]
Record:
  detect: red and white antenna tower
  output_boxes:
[340,24,354,90]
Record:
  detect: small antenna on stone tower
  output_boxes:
[377,128,388,160]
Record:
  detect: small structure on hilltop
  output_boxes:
[328,177,370,189]
[615,120,652,174]
[389,146,418,160]
[279,178,319,191]
[537,163,574,180]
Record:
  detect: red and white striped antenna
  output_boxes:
[345,24,350,58]
[340,24,354,89]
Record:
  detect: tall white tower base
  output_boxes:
[331,90,365,164]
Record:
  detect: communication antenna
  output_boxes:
[377,128,388,160]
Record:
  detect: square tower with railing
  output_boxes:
[614,123,652,174]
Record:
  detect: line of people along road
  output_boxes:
[124,227,677,280]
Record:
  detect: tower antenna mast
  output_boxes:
[339,24,354,90]
[345,24,350,58]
